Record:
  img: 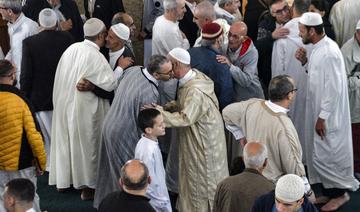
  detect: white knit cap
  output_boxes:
[39,8,57,28]
[168,47,190,65]
[84,18,105,36]
[299,12,323,26]
[356,19,360,30]
[110,23,130,40]
[275,174,305,202]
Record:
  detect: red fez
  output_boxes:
[201,23,223,40]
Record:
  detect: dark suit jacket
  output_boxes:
[92,45,136,102]
[213,168,275,212]
[23,0,84,42]
[20,30,74,112]
[84,0,125,29]
[179,4,199,47]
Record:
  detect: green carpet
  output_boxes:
[37,173,360,211]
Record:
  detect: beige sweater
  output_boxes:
[223,99,306,182]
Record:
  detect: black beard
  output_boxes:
[12,79,18,86]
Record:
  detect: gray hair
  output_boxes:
[268,75,295,102]
[147,55,169,74]
[243,142,268,169]
[218,0,233,8]
[196,1,216,20]
[120,160,149,191]
[164,0,179,10]
[0,0,22,14]
[200,38,217,47]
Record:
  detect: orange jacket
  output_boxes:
[0,84,46,171]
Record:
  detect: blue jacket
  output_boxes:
[188,46,234,110]
[252,191,318,212]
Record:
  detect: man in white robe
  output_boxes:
[329,0,360,47]
[296,12,359,211]
[272,0,311,165]
[341,20,360,177]
[0,0,38,88]
[50,18,117,200]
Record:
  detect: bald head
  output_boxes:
[228,21,248,50]
[120,160,149,191]
[243,142,267,169]
[231,21,248,35]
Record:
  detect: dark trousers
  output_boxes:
[352,123,360,172]
[322,185,346,198]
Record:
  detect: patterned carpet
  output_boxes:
[37,172,360,212]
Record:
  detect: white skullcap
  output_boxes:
[110,23,130,40]
[275,174,305,202]
[168,48,190,65]
[356,19,360,30]
[39,8,57,28]
[84,18,105,37]
[299,12,323,26]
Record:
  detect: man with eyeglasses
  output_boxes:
[223,75,315,203]
[217,21,264,102]
[256,0,291,97]
[272,0,312,173]
[93,55,173,209]
[0,0,38,88]
[252,174,317,212]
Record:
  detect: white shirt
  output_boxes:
[143,68,159,87]
[179,69,195,87]
[135,136,172,212]
[26,208,36,212]
[152,15,189,56]
[6,13,38,88]
[109,47,125,80]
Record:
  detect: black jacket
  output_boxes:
[84,0,125,29]
[255,14,276,94]
[244,0,269,41]
[252,191,318,212]
[179,4,199,47]
[98,191,156,212]
[20,30,74,112]
[23,0,84,42]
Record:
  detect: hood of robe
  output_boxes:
[182,69,220,109]
[283,17,305,49]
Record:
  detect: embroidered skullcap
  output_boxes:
[275,174,305,202]
[168,47,190,65]
[110,23,130,40]
[84,18,105,37]
[356,19,360,30]
[299,12,323,26]
[39,8,57,28]
[202,22,223,40]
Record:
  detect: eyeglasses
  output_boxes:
[157,69,172,76]
[0,6,8,10]
[287,88,298,94]
[272,5,289,15]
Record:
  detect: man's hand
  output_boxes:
[271,27,289,39]
[76,79,95,92]
[117,56,134,69]
[60,19,73,31]
[315,117,326,140]
[216,55,231,67]
[295,47,308,66]
[138,31,147,40]
[239,137,247,147]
